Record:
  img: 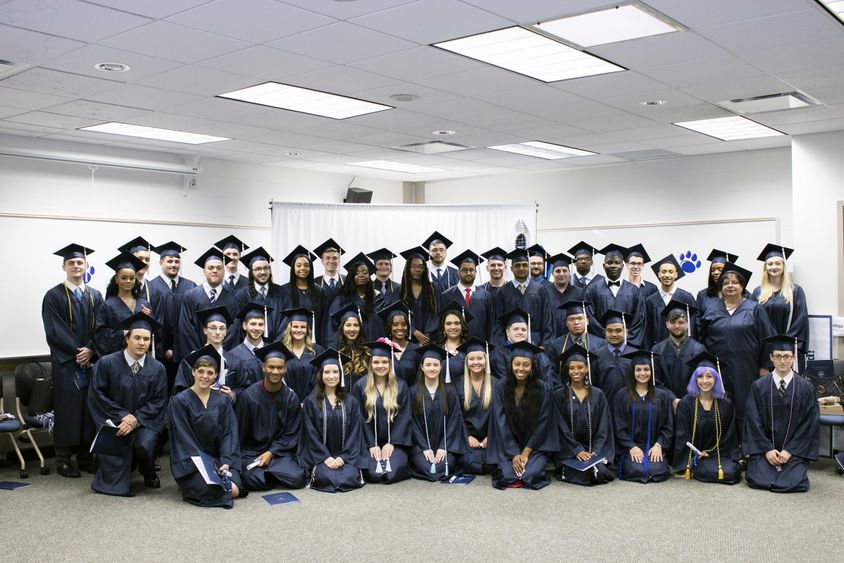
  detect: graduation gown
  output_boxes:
[453,375,493,474]
[298,394,366,493]
[439,285,494,341]
[87,352,167,496]
[487,381,559,489]
[316,275,345,307]
[695,288,719,316]
[751,285,810,371]
[93,296,152,358]
[174,285,238,362]
[651,337,707,400]
[223,272,248,292]
[635,280,658,299]
[284,344,324,403]
[612,387,674,483]
[42,283,103,450]
[148,275,196,363]
[234,381,307,491]
[592,344,633,408]
[490,346,554,388]
[226,343,264,388]
[278,283,327,344]
[542,283,584,338]
[374,279,401,306]
[699,299,774,420]
[430,264,459,299]
[585,279,647,348]
[393,343,419,387]
[673,395,741,484]
[408,384,469,481]
[441,348,465,384]
[543,333,605,387]
[492,281,555,347]
[325,293,385,348]
[743,374,819,493]
[644,287,697,349]
[352,378,413,483]
[173,349,251,398]
[232,283,286,343]
[553,386,615,486]
[403,293,438,339]
[168,389,243,508]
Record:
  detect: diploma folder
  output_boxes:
[90,424,129,456]
[562,456,607,472]
[191,453,225,487]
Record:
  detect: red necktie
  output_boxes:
[464,287,471,306]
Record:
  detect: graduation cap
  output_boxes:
[153,241,186,258]
[281,307,317,344]
[457,336,494,355]
[105,252,146,272]
[764,334,802,372]
[196,305,232,327]
[559,297,590,317]
[438,300,474,325]
[527,244,549,260]
[282,245,317,267]
[625,243,651,263]
[547,253,572,269]
[313,238,346,257]
[559,344,598,386]
[311,348,353,387]
[416,343,448,363]
[185,344,222,371]
[54,243,94,261]
[237,301,270,321]
[365,340,399,361]
[660,299,698,338]
[481,246,508,262]
[331,302,365,328]
[422,231,453,249]
[119,311,161,332]
[241,246,274,268]
[193,248,227,268]
[399,246,429,262]
[450,249,483,268]
[686,350,721,372]
[651,254,684,279]
[720,261,752,284]
[215,235,249,253]
[118,236,152,254]
[254,341,295,363]
[377,300,410,323]
[622,348,659,385]
[601,309,630,326]
[507,248,529,263]
[599,243,627,259]
[367,248,397,262]
[707,249,739,264]
[505,340,543,361]
[757,243,794,262]
[567,241,597,258]
[343,252,376,276]
[498,307,533,344]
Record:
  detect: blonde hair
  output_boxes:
[463,352,492,411]
[364,356,399,422]
[282,321,314,354]
[758,257,794,304]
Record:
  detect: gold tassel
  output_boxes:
[718,466,724,481]
[684,467,691,480]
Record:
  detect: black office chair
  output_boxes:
[14,363,52,475]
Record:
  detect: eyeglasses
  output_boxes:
[771,353,793,361]
[252,266,270,273]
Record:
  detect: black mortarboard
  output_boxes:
[237,302,270,321]
[527,244,549,260]
[153,241,186,257]
[416,343,447,363]
[331,302,365,327]
[214,235,249,253]
[197,305,232,326]
[706,249,738,264]
[457,337,494,355]
[660,298,698,319]
[343,252,376,276]
[651,254,684,279]
[281,307,314,324]
[720,262,752,284]
[309,348,351,369]
[282,245,317,267]
[365,340,394,358]
[601,309,630,326]
[241,246,274,268]
[450,249,483,267]
[422,231,453,249]
[193,248,226,268]
[757,243,794,262]
[567,241,597,258]
[367,248,397,262]
[547,253,572,268]
[622,348,658,366]
[559,297,590,317]
[54,243,94,261]
[377,301,410,324]
[625,243,651,263]
[119,312,161,332]
[105,252,146,272]
[687,350,720,371]
[185,344,221,371]
[507,248,529,263]
[481,247,508,262]
[399,246,429,262]
[559,344,598,366]
[254,341,295,363]
[505,340,543,360]
[498,307,530,329]
[763,334,802,352]
[313,238,346,257]
[438,300,474,324]
[118,236,152,254]
[599,243,627,259]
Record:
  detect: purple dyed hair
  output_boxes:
[686,366,726,399]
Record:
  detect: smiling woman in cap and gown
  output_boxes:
[325,252,385,346]
[278,245,327,342]
[399,246,440,345]
[279,307,324,403]
[94,252,153,358]
[378,301,419,387]
[453,337,495,474]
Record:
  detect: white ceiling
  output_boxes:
[1,0,843,181]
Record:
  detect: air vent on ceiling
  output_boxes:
[612,149,681,161]
[392,140,473,154]
[0,60,32,81]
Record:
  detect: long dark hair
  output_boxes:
[435,310,470,346]
[414,361,449,416]
[336,317,369,376]
[400,258,437,314]
[315,364,347,409]
[503,358,544,447]
[106,273,141,299]
[247,267,273,299]
[338,264,375,310]
[289,256,323,310]
[626,363,655,402]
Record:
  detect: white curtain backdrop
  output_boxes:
[270,202,537,282]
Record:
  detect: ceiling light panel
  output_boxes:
[672,116,784,141]
[817,1,844,23]
[718,92,817,114]
[487,141,596,159]
[535,2,686,47]
[218,82,393,119]
[348,160,445,173]
[80,122,229,144]
[433,26,624,83]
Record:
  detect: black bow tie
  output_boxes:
[608,281,620,287]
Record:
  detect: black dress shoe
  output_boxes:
[57,463,81,478]
[153,463,161,472]
[144,475,161,489]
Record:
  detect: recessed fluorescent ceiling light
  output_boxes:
[718,92,817,114]
[80,122,229,144]
[535,2,685,47]
[817,1,844,23]
[218,82,392,119]
[433,26,624,82]
[488,141,596,160]
[348,160,445,174]
[672,116,784,141]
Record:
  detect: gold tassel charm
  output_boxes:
[718,466,724,481]
[684,467,691,480]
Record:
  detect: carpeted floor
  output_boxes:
[1,457,841,562]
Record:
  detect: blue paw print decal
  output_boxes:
[678,251,701,273]
[83,265,95,284]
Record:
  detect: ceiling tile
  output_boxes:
[85,84,204,111]
[41,99,152,121]
[0,24,85,65]
[0,85,73,110]
[100,21,251,64]
[590,32,730,70]
[697,9,842,53]
[349,46,482,81]
[647,0,810,29]
[167,97,329,131]
[459,0,608,23]
[138,65,256,96]
[284,66,401,96]
[278,0,418,19]
[0,105,26,119]
[0,0,150,42]
[0,68,123,97]
[4,110,101,129]
[198,46,335,80]
[267,22,416,64]
[84,0,213,19]
[41,45,183,82]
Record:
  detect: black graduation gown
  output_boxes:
[651,337,707,400]
[223,272,248,292]
[430,264,459,299]
[148,275,197,364]
[453,375,493,474]
[442,348,465,384]
[93,296,152,358]
[374,279,402,306]
[699,299,774,420]
[743,374,819,493]
[284,344,324,404]
[487,381,559,489]
[316,275,345,307]
[542,283,584,338]
[174,285,238,362]
[227,343,264,388]
[439,285,494,341]
[490,345,554,388]
[612,387,674,483]
[644,287,697,349]
[751,285,810,371]
[592,344,633,408]
[635,280,658,299]
[393,343,419,387]
[298,393,366,493]
[492,281,554,347]
[168,389,243,508]
[585,279,646,348]
[173,349,250,398]
[278,283,327,344]
[231,283,286,343]
[234,381,307,491]
[673,394,741,484]
[695,288,719,316]
[41,283,103,450]
[403,293,438,339]
[544,333,605,386]
[325,293,385,347]
[352,378,413,483]
[87,352,167,495]
[408,384,469,481]
[552,386,615,486]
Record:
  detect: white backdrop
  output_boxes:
[270,202,537,282]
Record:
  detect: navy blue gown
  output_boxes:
[612,387,674,483]
[584,280,646,348]
[93,296,152,358]
[650,337,707,400]
[439,285,495,341]
[643,288,697,349]
[751,285,810,371]
[408,384,469,481]
[174,285,238,362]
[352,378,413,484]
[453,376,493,474]
[173,350,251,399]
[492,282,554,347]
[393,343,419,387]
[673,394,741,484]
[283,344,324,404]
[553,386,615,486]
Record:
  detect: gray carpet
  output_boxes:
[1,458,840,562]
